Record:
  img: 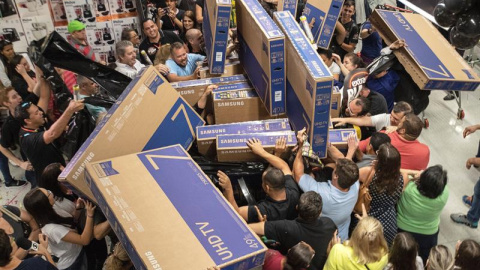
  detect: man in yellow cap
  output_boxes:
[67,20,96,61]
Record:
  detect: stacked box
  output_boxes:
[329,128,356,151]
[303,0,344,49]
[370,9,480,91]
[277,0,299,17]
[203,0,232,74]
[59,66,205,201]
[199,59,244,78]
[330,86,341,118]
[217,131,297,161]
[274,11,333,158]
[213,82,273,124]
[196,118,291,157]
[85,145,266,269]
[236,0,286,116]
[170,74,247,105]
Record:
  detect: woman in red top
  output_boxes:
[263,241,315,270]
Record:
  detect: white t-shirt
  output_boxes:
[54,198,75,217]
[115,60,146,79]
[370,113,391,131]
[42,224,83,269]
[329,61,341,76]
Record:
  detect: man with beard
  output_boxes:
[165,42,205,82]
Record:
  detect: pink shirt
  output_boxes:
[359,131,430,170]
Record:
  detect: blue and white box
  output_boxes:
[277,0,299,17]
[303,0,344,49]
[274,11,333,158]
[59,66,205,202]
[236,0,286,116]
[85,145,266,269]
[203,0,232,74]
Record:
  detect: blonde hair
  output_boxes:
[348,217,388,264]
[104,242,132,270]
[427,245,453,270]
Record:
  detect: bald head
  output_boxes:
[185,29,203,49]
[186,28,201,40]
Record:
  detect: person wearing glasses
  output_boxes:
[23,188,96,270]
[14,69,84,180]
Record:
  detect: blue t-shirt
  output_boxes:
[299,175,359,241]
[361,22,382,60]
[15,257,58,269]
[166,53,206,76]
[367,70,400,112]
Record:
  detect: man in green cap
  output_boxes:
[67,20,96,61]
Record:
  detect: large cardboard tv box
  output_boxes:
[170,75,247,105]
[217,131,297,162]
[203,0,232,74]
[303,0,344,49]
[213,82,273,124]
[196,118,291,157]
[330,86,341,118]
[85,145,266,269]
[59,67,205,201]
[199,59,245,78]
[274,11,333,158]
[329,128,356,151]
[277,0,298,17]
[236,0,286,116]
[370,9,480,91]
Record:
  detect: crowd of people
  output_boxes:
[0,0,479,269]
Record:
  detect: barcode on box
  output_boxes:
[275,91,282,102]
[216,52,223,62]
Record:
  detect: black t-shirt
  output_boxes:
[139,30,183,65]
[1,114,21,149]
[368,90,388,116]
[265,217,337,270]
[14,257,58,270]
[19,127,66,180]
[179,0,196,12]
[330,20,359,60]
[1,205,26,241]
[196,0,204,9]
[160,9,185,32]
[247,175,300,222]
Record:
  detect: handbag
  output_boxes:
[353,167,375,214]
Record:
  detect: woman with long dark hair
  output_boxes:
[180,10,198,44]
[384,232,424,270]
[358,143,403,246]
[23,188,95,270]
[8,55,37,101]
[0,40,15,87]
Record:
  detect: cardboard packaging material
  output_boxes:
[203,0,232,74]
[85,145,266,269]
[330,86,341,118]
[370,9,480,91]
[329,128,356,151]
[59,66,205,201]
[213,82,274,124]
[277,0,298,17]
[236,0,286,116]
[196,118,291,157]
[217,131,297,162]
[170,74,247,106]
[273,11,333,158]
[199,59,244,78]
[303,0,344,49]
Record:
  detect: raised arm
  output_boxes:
[331,116,373,128]
[43,100,84,144]
[246,138,292,175]
[292,128,306,184]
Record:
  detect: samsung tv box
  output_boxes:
[216,131,297,162]
[303,0,344,49]
[203,0,232,74]
[237,0,286,116]
[370,9,480,91]
[59,66,205,201]
[196,118,291,157]
[85,145,266,269]
[274,11,333,158]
